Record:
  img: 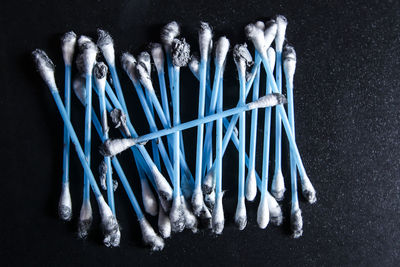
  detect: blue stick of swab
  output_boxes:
[146,90,162,170]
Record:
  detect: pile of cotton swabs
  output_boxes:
[32,16,316,251]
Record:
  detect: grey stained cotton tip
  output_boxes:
[204,189,215,210]
[137,51,152,75]
[61,31,77,66]
[199,203,212,229]
[77,36,98,74]
[99,138,136,157]
[159,193,171,213]
[121,52,138,83]
[140,177,158,216]
[245,23,267,55]
[283,45,297,86]
[247,93,287,110]
[169,196,185,233]
[271,170,286,201]
[198,22,213,60]
[99,160,108,190]
[110,108,130,137]
[191,187,204,217]
[97,29,115,66]
[257,195,270,229]
[171,38,191,67]
[267,192,283,226]
[233,44,253,76]
[234,197,247,230]
[202,164,216,194]
[136,62,155,92]
[149,43,165,73]
[212,192,225,235]
[32,49,57,90]
[139,218,165,251]
[264,19,278,49]
[98,196,121,247]
[188,54,200,78]
[301,176,317,204]
[275,15,288,52]
[181,196,198,233]
[58,182,72,221]
[150,166,173,204]
[245,169,257,201]
[291,208,303,239]
[73,76,86,104]
[215,36,230,67]
[161,21,180,49]
[78,200,93,239]
[158,204,171,238]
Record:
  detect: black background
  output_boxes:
[1,0,400,265]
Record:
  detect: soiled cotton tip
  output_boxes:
[205,189,216,210]
[188,54,200,78]
[97,29,115,66]
[99,160,108,190]
[181,196,198,233]
[264,19,278,49]
[234,198,247,230]
[110,108,130,137]
[212,192,225,235]
[199,203,212,229]
[271,170,286,201]
[94,62,108,92]
[215,36,230,67]
[136,62,155,92]
[255,21,265,31]
[198,22,213,60]
[267,47,276,69]
[291,208,303,238]
[191,187,204,216]
[267,192,283,226]
[247,93,287,109]
[73,76,86,104]
[58,182,72,221]
[32,49,57,90]
[245,170,257,201]
[301,176,317,204]
[161,21,180,49]
[77,36,98,74]
[233,44,253,76]
[171,38,191,67]
[149,43,165,73]
[275,15,288,52]
[150,167,173,203]
[97,196,120,247]
[140,178,158,216]
[158,204,171,238]
[202,164,216,194]
[78,200,93,239]
[257,195,270,229]
[99,138,136,157]
[158,194,171,213]
[283,45,297,86]
[245,23,267,54]
[61,31,77,65]
[139,218,165,251]
[121,52,138,82]
[137,51,152,75]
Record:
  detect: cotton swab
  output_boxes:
[245,23,317,204]
[192,22,213,216]
[233,44,253,230]
[99,93,286,156]
[32,49,120,247]
[258,47,276,229]
[76,36,98,238]
[59,31,76,222]
[271,15,288,201]
[283,45,303,238]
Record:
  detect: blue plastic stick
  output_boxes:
[109,65,128,113]
[215,75,223,197]
[172,66,181,198]
[83,74,92,201]
[61,64,71,186]
[237,65,246,202]
[146,90,161,170]
[156,68,171,126]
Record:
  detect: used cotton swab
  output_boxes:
[58,31,76,221]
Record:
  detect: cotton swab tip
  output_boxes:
[255,21,265,31]
[151,167,173,203]
[171,38,191,67]
[234,198,247,230]
[141,178,158,216]
[245,170,257,201]
[94,62,108,90]
[271,170,286,201]
[199,203,212,229]
[188,54,200,78]
[181,196,198,233]
[139,218,165,251]
[137,51,152,75]
[301,176,317,204]
[291,208,303,238]
[267,193,283,226]
[58,182,72,221]
[275,15,288,51]
[161,21,180,49]
[99,138,136,157]
[99,161,108,190]
[233,44,253,76]
[199,22,213,60]
[32,49,57,90]
[257,196,270,229]
[73,76,86,104]
[170,196,185,233]
[247,93,287,109]
[110,108,130,137]
[191,187,204,216]
[121,52,138,82]
[212,192,225,235]
[77,36,98,74]
[149,43,165,72]
[136,61,155,92]
[202,164,216,194]
[158,205,171,238]
[215,36,230,67]
[283,45,297,85]
[78,200,93,239]
[98,196,121,247]
[97,29,115,66]
[61,31,77,65]
[264,19,278,49]
[204,190,216,210]
[267,47,276,68]
[244,23,267,54]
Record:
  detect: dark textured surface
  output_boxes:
[1,0,400,265]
